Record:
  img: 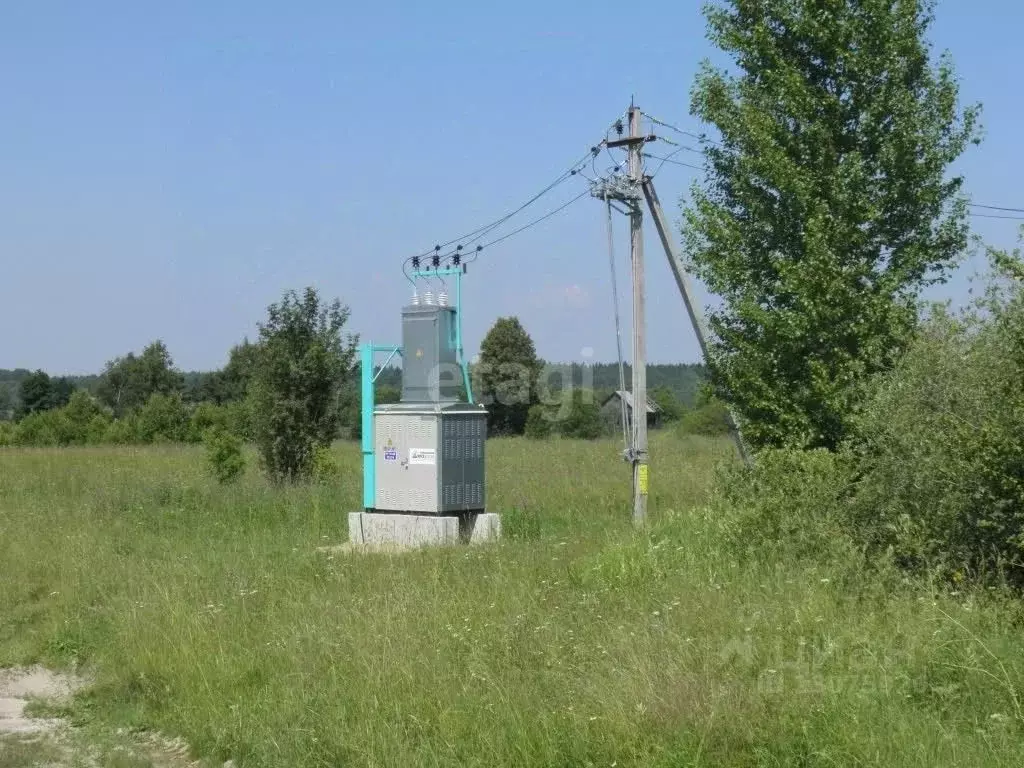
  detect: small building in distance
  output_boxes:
[600,389,662,431]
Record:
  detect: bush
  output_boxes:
[12,409,66,446]
[311,445,339,484]
[650,386,683,423]
[189,402,230,442]
[844,279,1024,584]
[103,414,140,445]
[678,399,731,437]
[524,404,553,439]
[62,391,111,444]
[715,447,853,562]
[205,429,246,484]
[136,393,190,443]
[524,390,604,440]
[558,389,604,439]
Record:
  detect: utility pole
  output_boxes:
[626,104,648,526]
[591,102,753,526]
[599,104,650,526]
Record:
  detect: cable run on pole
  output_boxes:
[605,194,631,457]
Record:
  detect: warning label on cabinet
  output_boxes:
[409,448,436,466]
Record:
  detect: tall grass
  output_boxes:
[1,434,1022,766]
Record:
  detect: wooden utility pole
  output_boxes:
[627,105,648,526]
[599,102,667,525]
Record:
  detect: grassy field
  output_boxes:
[1,433,1023,766]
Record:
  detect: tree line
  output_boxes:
[0,295,727,482]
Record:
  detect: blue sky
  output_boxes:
[1,1,1021,374]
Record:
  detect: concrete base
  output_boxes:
[348,512,501,550]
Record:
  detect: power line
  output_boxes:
[641,111,722,146]
[404,147,597,267]
[642,152,705,173]
[476,190,591,250]
[970,212,1024,221]
[970,203,1024,214]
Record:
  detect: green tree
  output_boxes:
[136,393,190,443]
[249,287,358,483]
[344,383,400,440]
[524,404,553,439]
[62,391,111,444]
[650,386,683,424]
[205,428,246,484]
[685,0,980,450]
[97,341,185,415]
[557,389,604,440]
[49,377,76,409]
[190,340,261,404]
[474,317,541,436]
[17,370,53,418]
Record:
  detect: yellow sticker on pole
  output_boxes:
[638,464,649,495]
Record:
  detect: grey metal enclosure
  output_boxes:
[400,303,460,402]
[374,402,487,514]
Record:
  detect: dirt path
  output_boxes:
[0,667,217,768]
[0,666,82,735]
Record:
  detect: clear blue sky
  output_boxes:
[1,1,1021,374]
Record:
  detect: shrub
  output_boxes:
[12,409,66,446]
[678,399,731,437]
[205,429,246,484]
[524,404,553,439]
[558,389,604,439]
[136,393,190,443]
[650,386,683,423]
[524,390,604,440]
[845,279,1024,584]
[62,391,111,444]
[714,447,854,562]
[103,414,140,445]
[311,445,339,484]
[189,402,230,442]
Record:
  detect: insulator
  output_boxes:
[438,291,448,307]
[423,291,434,305]
[411,290,420,306]
[412,256,420,269]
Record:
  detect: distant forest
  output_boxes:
[0,362,705,421]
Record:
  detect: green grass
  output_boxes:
[1,434,1022,766]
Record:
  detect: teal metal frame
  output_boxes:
[359,265,473,510]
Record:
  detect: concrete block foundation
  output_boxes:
[348,512,501,550]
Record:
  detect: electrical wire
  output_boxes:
[970,212,1024,221]
[604,195,630,457]
[641,111,722,146]
[402,147,597,277]
[474,189,591,251]
[970,203,1024,214]
[643,152,706,174]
